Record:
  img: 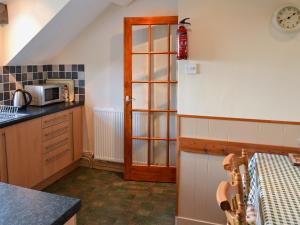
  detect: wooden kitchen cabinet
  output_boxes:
[5,118,43,188]
[2,106,83,188]
[72,107,83,161]
[0,129,8,183]
[42,110,73,179]
[41,107,83,180]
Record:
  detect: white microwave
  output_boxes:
[24,84,64,106]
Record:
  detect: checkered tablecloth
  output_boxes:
[248,153,300,225]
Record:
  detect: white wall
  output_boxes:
[51,0,178,152]
[178,0,300,122]
[1,0,70,65]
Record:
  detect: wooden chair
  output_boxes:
[223,149,250,202]
[216,149,255,225]
[216,180,246,225]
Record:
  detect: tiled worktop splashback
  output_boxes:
[0,64,85,105]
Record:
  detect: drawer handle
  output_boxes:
[46,149,70,162]
[45,126,68,139]
[45,138,69,153]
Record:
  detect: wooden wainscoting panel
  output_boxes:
[179,137,300,155]
[178,152,227,224]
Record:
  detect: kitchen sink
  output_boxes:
[0,105,29,123]
[0,113,29,123]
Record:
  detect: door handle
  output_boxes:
[125,96,136,104]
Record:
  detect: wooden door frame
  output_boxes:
[124,16,178,182]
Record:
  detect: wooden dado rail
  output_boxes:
[179,137,300,155]
[177,114,300,156]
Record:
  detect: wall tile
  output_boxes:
[0,64,85,106]
[65,64,72,72]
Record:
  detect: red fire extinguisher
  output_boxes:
[177,18,191,60]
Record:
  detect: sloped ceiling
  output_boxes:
[6,0,133,65]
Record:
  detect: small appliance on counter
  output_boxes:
[24,84,64,106]
[12,89,32,109]
[46,79,75,102]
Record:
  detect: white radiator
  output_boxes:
[93,109,170,164]
[94,108,124,163]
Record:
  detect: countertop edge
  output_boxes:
[0,102,84,128]
[52,200,81,225]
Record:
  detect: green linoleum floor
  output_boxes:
[44,167,176,225]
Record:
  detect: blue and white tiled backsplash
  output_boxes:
[0,64,85,105]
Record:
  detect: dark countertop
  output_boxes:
[0,182,81,225]
[0,102,84,128]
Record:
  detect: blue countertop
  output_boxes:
[0,101,84,128]
[0,182,81,225]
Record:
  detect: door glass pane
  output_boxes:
[169,141,176,166]
[152,25,168,52]
[132,54,148,81]
[132,140,148,165]
[169,113,176,139]
[170,25,177,52]
[151,54,168,81]
[151,83,168,109]
[150,112,167,138]
[150,140,167,166]
[170,84,177,109]
[132,112,148,137]
[170,54,177,81]
[132,25,148,52]
[132,83,148,109]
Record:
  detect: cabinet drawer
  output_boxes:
[42,111,70,128]
[43,148,73,179]
[43,133,70,154]
[42,121,70,142]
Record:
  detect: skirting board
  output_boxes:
[176,217,224,225]
[80,158,124,173]
[34,161,80,191]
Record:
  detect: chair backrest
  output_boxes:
[217,149,250,225]
[223,149,250,200]
[216,181,246,225]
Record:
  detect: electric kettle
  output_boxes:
[12,89,32,109]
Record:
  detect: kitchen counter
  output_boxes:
[0,102,84,128]
[0,182,80,225]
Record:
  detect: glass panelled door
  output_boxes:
[124,16,178,182]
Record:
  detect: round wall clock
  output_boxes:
[273,4,300,32]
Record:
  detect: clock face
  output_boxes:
[275,5,300,32]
